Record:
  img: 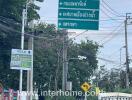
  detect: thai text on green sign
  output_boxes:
[58,0,100,30]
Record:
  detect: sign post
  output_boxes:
[58,0,100,30]
[81,82,91,100]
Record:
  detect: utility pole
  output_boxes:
[124,13,132,88]
[26,1,34,100]
[62,30,68,91]
[54,50,60,100]
[20,8,27,95]
[27,4,34,100]
[27,30,34,100]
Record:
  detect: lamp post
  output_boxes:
[65,56,87,90]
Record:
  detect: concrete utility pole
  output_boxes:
[62,30,68,91]
[24,1,34,100]
[27,1,34,100]
[124,13,132,88]
[27,31,34,100]
[20,8,27,94]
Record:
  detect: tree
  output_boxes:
[0,0,43,22]
[68,40,99,91]
[32,23,100,92]
[0,2,100,91]
[93,66,132,92]
[0,0,43,90]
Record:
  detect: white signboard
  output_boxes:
[10,49,33,70]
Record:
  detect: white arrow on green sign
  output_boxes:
[58,0,100,30]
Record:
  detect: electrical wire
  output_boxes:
[70,30,88,40]
[100,9,124,23]
[25,33,61,41]
[101,3,121,18]
[0,16,21,27]
[77,50,123,65]
[100,26,124,29]
[101,26,124,45]
[98,23,123,43]
[108,49,124,59]
[0,22,63,41]
[101,0,125,17]
[98,22,124,44]
[0,21,127,68]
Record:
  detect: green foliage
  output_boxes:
[0,0,41,22]
[93,67,132,92]
[114,87,132,93]
[68,40,99,90]
[0,0,43,90]
[57,96,76,100]
[87,96,98,100]
[0,3,99,90]
[33,23,99,91]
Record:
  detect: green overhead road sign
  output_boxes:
[58,0,100,30]
[10,49,33,70]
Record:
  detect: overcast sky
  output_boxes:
[36,0,132,70]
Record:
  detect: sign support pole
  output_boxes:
[81,82,91,100]
[84,92,87,100]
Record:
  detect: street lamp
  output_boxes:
[66,55,87,90]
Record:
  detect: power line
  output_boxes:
[98,23,123,43]
[101,9,124,22]
[100,26,125,28]
[108,47,125,58]
[70,30,88,40]
[101,3,120,18]
[0,24,64,42]
[101,0,125,17]
[25,33,61,41]
[0,16,21,27]
[78,50,123,65]
[98,22,124,44]
[101,26,124,45]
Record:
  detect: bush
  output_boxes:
[114,87,132,93]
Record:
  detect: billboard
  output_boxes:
[10,49,33,70]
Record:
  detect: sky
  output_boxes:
[35,0,132,70]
